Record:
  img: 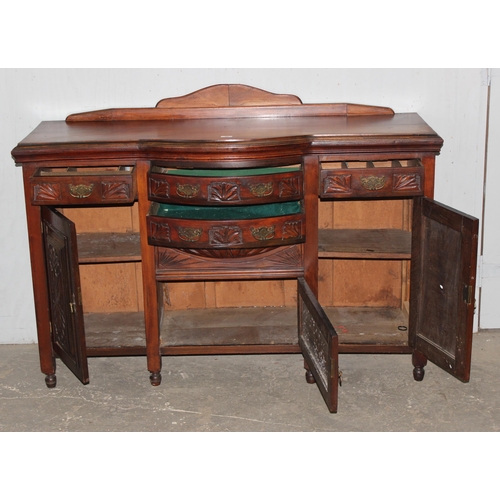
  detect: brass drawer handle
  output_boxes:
[249,182,273,197]
[178,227,203,242]
[176,183,200,198]
[251,225,275,241]
[69,183,94,198]
[360,175,386,191]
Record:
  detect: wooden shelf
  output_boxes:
[77,232,141,263]
[318,228,411,259]
[85,312,146,355]
[160,307,298,348]
[156,305,410,354]
[81,306,410,356]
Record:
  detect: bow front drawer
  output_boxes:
[30,166,136,205]
[148,165,303,205]
[147,201,305,249]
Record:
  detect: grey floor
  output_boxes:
[1,330,500,432]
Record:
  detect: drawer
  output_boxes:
[148,165,303,205]
[320,159,424,199]
[30,166,136,205]
[147,201,305,249]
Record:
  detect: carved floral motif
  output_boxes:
[33,182,62,202]
[101,181,130,200]
[393,173,421,192]
[209,225,243,246]
[279,176,301,197]
[323,175,352,194]
[282,220,302,239]
[149,177,170,199]
[301,304,328,387]
[149,221,171,242]
[208,182,241,202]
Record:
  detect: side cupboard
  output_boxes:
[12,84,479,412]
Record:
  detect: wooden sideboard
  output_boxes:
[12,84,479,412]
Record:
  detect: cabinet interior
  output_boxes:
[60,203,146,354]
[318,198,412,350]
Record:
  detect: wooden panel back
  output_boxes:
[318,199,412,308]
[61,204,143,313]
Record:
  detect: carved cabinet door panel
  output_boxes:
[41,207,89,384]
[409,197,479,382]
[298,277,339,412]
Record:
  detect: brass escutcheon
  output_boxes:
[249,182,273,197]
[178,227,203,242]
[69,183,94,198]
[176,183,200,198]
[360,175,386,191]
[251,226,275,241]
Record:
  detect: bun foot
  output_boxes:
[45,374,57,388]
[412,351,427,382]
[150,371,162,386]
[413,366,425,381]
[305,369,316,384]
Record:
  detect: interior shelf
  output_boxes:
[318,228,411,259]
[84,312,145,354]
[157,305,409,353]
[160,307,298,347]
[77,232,141,263]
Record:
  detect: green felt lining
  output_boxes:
[154,201,302,220]
[161,166,301,177]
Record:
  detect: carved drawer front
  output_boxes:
[147,201,305,249]
[320,159,424,199]
[30,166,136,205]
[148,165,303,205]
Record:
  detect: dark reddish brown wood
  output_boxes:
[136,160,162,385]
[320,165,424,199]
[41,207,89,385]
[421,155,436,198]
[147,212,305,250]
[148,166,303,205]
[303,155,319,296]
[29,167,136,205]
[298,278,339,413]
[409,197,479,382]
[15,84,480,414]
[65,84,393,122]
[156,84,304,108]
[21,166,56,385]
[155,245,304,282]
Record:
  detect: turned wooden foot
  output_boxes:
[45,374,57,388]
[305,369,316,384]
[412,351,427,382]
[150,371,162,386]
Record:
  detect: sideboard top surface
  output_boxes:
[11,85,443,163]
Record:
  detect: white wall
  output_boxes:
[479,69,500,327]
[0,68,489,343]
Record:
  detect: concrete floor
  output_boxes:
[1,330,500,432]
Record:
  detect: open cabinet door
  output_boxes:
[41,207,89,384]
[410,197,479,382]
[298,278,339,412]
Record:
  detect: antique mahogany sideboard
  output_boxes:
[12,84,479,412]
